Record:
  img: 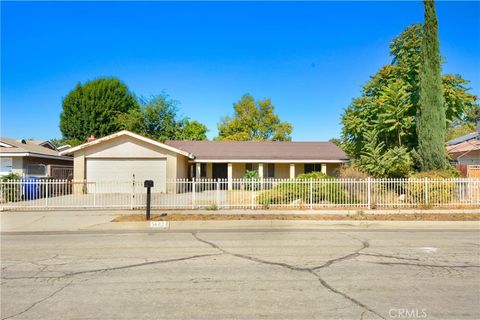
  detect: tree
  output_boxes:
[341,24,477,166]
[60,77,139,141]
[216,94,292,141]
[417,0,447,171]
[119,95,208,141]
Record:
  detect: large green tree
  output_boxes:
[341,24,478,171]
[60,77,139,142]
[216,94,292,141]
[119,95,208,141]
[417,0,447,170]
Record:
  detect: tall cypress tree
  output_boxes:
[417,0,447,170]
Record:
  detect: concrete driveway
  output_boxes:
[1,229,479,319]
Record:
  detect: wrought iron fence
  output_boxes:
[0,178,479,210]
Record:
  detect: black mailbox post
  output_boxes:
[144,180,154,220]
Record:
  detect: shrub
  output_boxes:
[244,170,260,190]
[336,164,370,179]
[405,170,458,205]
[1,173,21,203]
[256,171,351,206]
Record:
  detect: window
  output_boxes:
[246,163,253,171]
[264,163,275,178]
[200,163,207,178]
[0,158,12,175]
[304,163,322,174]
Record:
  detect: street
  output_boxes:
[1,229,479,319]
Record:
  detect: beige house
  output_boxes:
[60,130,349,191]
[0,137,73,178]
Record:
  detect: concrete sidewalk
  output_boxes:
[1,209,479,233]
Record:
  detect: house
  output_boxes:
[447,122,480,166]
[60,130,349,191]
[0,137,73,178]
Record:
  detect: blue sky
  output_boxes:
[1,1,479,141]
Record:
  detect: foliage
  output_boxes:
[355,131,413,178]
[446,122,476,142]
[60,77,139,142]
[405,169,459,205]
[341,23,478,172]
[119,95,208,142]
[217,94,292,141]
[1,173,21,202]
[256,172,350,206]
[417,0,447,171]
[244,170,260,190]
[336,164,370,179]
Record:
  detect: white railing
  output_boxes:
[0,178,479,211]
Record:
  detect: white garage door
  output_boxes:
[86,159,166,193]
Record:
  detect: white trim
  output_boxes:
[38,141,58,150]
[59,130,194,158]
[0,152,73,161]
[189,159,349,163]
[0,142,14,148]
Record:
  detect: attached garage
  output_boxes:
[86,158,167,193]
[60,131,193,194]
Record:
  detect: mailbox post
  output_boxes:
[144,180,154,220]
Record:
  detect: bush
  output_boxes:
[244,170,260,190]
[405,170,458,205]
[1,173,21,203]
[336,164,370,179]
[256,171,351,206]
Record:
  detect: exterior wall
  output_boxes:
[22,156,72,167]
[206,163,213,179]
[455,151,480,165]
[295,163,304,176]
[176,155,189,179]
[73,151,86,180]
[232,163,246,178]
[274,163,290,179]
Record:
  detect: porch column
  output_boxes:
[289,163,295,179]
[196,163,202,179]
[321,163,327,174]
[227,163,233,190]
[258,163,264,179]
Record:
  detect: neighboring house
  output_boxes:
[447,122,480,166]
[60,130,349,191]
[0,137,73,178]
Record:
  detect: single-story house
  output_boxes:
[60,130,349,191]
[447,123,480,166]
[0,137,73,178]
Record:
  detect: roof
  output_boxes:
[447,139,480,155]
[0,137,72,161]
[165,140,349,162]
[59,130,194,158]
[447,132,479,146]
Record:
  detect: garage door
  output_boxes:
[86,159,166,193]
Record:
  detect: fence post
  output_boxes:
[367,177,371,209]
[192,178,196,209]
[93,183,96,208]
[425,177,429,206]
[251,179,254,209]
[216,180,220,208]
[130,179,135,210]
[45,180,49,208]
[309,178,313,210]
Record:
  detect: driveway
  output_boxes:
[1,229,479,319]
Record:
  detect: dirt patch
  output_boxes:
[112,213,480,222]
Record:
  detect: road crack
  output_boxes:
[1,280,73,320]
[192,232,385,319]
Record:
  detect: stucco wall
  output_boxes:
[11,157,23,175]
[176,155,189,179]
[274,163,290,179]
[327,163,341,176]
[232,163,246,179]
[455,151,480,165]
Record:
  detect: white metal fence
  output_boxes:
[1,178,479,211]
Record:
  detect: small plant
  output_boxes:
[1,173,21,203]
[244,170,261,191]
[205,203,218,211]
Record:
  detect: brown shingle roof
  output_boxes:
[0,137,72,160]
[165,140,349,162]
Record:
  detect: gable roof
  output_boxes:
[447,139,480,155]
[0,137,72,160]
[59,130,194,158]
[165,140,349,162]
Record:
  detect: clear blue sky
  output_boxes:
[1,1,479,141]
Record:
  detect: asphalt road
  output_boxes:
[1,229,479,320]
